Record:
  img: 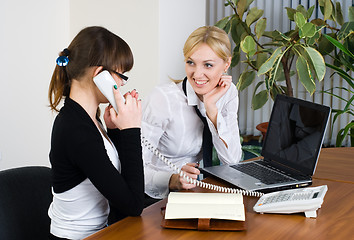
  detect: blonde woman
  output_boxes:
[142,26,242,205]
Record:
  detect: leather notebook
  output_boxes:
[161,208,247,231]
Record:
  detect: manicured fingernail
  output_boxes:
[114,85,118,90]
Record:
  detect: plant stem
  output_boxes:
[289,54,295,71]
[246,59,258,71]
[281,54,293,97]
[325,24,340,32]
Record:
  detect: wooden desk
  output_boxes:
[314,147,354,183]
[85,148,354,240]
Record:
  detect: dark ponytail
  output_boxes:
[48,49,71,112]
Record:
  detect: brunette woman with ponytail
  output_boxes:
[48,26,144,240]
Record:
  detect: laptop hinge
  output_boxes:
[263,159,310,179]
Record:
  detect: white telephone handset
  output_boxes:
[253,185,328,218]
[93,70,125,113]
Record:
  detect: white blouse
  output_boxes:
[141,80,242,199]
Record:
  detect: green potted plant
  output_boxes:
[215,0,352,138]
[322,34,354,147]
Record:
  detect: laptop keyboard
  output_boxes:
[230,162,295,185]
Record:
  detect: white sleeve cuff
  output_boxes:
[147,171,173,199]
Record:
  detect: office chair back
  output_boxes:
[0,166,52,240]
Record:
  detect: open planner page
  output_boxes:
[165,192,245,221]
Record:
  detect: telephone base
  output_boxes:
[253,185,328,219]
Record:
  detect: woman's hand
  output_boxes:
[169,163,200,190]
[203,74,232,109]
[105,87,142,130]
[203,74,232,129]
[103,104,116,129]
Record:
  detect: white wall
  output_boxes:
[159,0,206,82]
[69,0,161,99]
[0,0,70,170]
[0,0,206,170]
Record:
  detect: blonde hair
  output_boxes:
[171,26,231,83]
[183,26,231,62]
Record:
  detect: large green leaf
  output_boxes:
[224,19,232,33]
[330,65,354,86]
[323,0,332,21]
[249,79,268,110]
[302,46,326,81]
[252,90,268,110]
[262,30,283,40]
[237,70,256,91]
[296,5,308,19]
[268,49,287,87]
[336,122,354,147]
[231,45,241,68]
[295,12,306,28]
[237,0,247,19]
[307,31,320,46]
[258,47,282,75]
[307,6,315,19]
[299,22,316,38]
[255,18,267,39]
[245,7,264,27]
[296,55,316,94]
[335,2,344,26]
[285,7,297,21]
[230,17,244,45]
[256,52,268,69]
[349,6,354,22]
[278,31,292,41]
[324,34,354,59]
[318,34,336,55]
[215,16,230,30]
[246,0,255,9]
[330,1,337,22]
[241,35,256,56]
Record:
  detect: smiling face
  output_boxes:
[185,43,230,99]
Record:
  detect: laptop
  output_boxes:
[201,94,331,193]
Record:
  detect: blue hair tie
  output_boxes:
[56,48,70,67]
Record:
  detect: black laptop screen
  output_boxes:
[261,95,330,176]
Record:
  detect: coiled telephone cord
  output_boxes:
[142,137,263,197]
